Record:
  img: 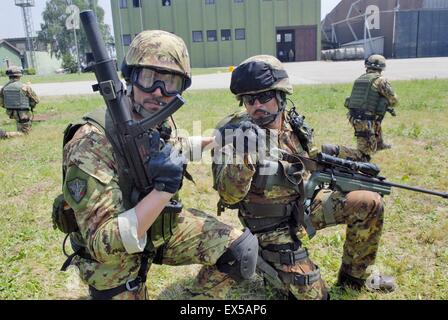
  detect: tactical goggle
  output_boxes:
[241,90,276,106]
[131,67,185,97]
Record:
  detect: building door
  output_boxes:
[295,26,317,61]
[276,30,295,62]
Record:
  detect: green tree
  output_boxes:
[61,53,78,73]
[38,0,113,62]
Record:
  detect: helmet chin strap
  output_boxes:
[252,92,286,127]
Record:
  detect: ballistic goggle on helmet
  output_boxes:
[230,55,293,99]
[365,54,386,71]
[122,30,192,95]
[6,66,23,77]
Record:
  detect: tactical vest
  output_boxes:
[239,160,304,234]
[58,107,178,253]
[348,72,382,118]
[3,81,30,111]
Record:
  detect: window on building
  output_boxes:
[119,0,127,9]
[221,29,231,41]
[192,31,203,42]
[133,0,141,7]
[162,0,171,6]
[122,34,132,46]
[235,28,245,40]
[207,30,217,42]
[276,34,281,43]
[284,33,293,43]
[234,0,244,3]
[205,0,215,4]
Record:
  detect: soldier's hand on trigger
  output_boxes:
[147,135,186,194]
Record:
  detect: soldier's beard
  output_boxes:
[132,100,167,119]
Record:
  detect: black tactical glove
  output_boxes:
[147,142,186,194]
[216,121,266,158]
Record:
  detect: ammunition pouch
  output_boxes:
[239,202,296,234]
[344,97,350,109]
[376,97,389,117]
[52,194,79,234]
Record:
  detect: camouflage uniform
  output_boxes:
[213,112,385,299]
[63,121,241,299]
[0,68,39,135]
[58,30,253,300]
[211,55,386,299]
[339,57,398,161]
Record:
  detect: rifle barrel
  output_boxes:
[380,180,448,199]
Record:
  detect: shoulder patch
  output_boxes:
[67,178,87,203]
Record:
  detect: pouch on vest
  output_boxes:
[344,97,350,109]
[52,194,79,234]
[376,97,389,118]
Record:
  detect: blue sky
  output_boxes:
[0,0,341,39]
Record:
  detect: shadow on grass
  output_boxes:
[155,275,269,300]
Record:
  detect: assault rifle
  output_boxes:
[80,10,184,202]
[290,152,448,201]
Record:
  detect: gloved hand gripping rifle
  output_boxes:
[80,10,185,202]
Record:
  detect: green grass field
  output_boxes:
[0,79,447,300]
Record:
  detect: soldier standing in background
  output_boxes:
[0,66,39,139]
[322,55,398,162]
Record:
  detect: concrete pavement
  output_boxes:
[4,57,448,96]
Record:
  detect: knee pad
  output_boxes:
[216,228,258,281]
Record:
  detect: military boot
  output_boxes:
[321,144,340,157]
[337,269,396,292]
[377,142,392,151]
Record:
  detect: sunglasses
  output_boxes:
[241,90,276,106]
[131,67,185,96]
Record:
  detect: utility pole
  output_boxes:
[14,0,37,71]
[66,4,81,73]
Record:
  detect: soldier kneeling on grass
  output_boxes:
[0,66,39,139]
[212,55,396,300]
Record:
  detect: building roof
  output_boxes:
[0,39,22,55]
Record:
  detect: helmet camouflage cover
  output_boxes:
[230,55,293,98]
[125,30,191,82]
[365,54,386,71]
[6,66,23,77]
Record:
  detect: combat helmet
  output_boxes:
[5,66,23,78]
[230,55,293,126]
[121,30,192,91]
[230,55,293,98]
[365,54,386,71]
